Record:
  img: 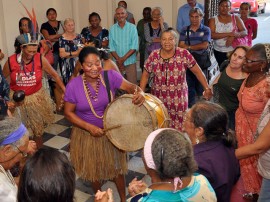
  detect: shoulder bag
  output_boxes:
[186,26,211,70]
[231,15,249,48]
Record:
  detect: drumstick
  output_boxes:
[103,124,121,132]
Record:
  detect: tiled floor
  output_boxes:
[42,113,149,202]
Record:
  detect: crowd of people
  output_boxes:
[1,0,270,201]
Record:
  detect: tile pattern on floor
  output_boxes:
[43,114,148,202]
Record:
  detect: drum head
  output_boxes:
[104,94,157,151]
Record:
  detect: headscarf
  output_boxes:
[0,123,27,146]
[143,128,166,170]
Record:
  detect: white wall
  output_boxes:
[119,0,205,28]
[0,0,73,57]
[0,0,206,64]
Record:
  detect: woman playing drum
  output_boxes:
[140,28,212,131]
[64,46,144,202]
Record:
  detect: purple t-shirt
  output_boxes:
[194,141,240,202]
[64,70,123,128]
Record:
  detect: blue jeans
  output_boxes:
[258,178,270,202]
[186,69,207,108]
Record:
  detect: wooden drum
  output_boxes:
[103,93,170,151]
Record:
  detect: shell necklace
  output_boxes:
[82,74,109,119]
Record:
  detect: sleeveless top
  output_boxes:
[216,69,245,111]
[9,53,43,96]
[214,16,234,52]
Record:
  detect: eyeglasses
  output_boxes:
[245,59,265,63]
[0,144,28,163]
[12,144,28,158]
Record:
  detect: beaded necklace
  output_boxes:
[84,77,100,102]
[82,74,111,119]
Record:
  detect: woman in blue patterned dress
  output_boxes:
[59,18,83,85]
[81,12,109,48]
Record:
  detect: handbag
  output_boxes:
[40,40,54,65]
[186,26,211,70]
[231,15,249,48]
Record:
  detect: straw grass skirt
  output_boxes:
[70,126,128,182]
[11,87,55,137]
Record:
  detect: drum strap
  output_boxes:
[104,71,111,103]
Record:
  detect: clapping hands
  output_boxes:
[128,177,147,196]
[94,188,114,202]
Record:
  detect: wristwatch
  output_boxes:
[69,51,72,56]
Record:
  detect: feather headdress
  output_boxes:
[17,1,41,46]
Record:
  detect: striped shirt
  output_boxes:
[109,21,138,66]
[179,24,211,54]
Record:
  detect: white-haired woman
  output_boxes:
[59,18,83,85]
[144,7,168,59]
[140,29,212,131]
[0,117,36,201]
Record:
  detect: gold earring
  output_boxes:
[195,136,200,144]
